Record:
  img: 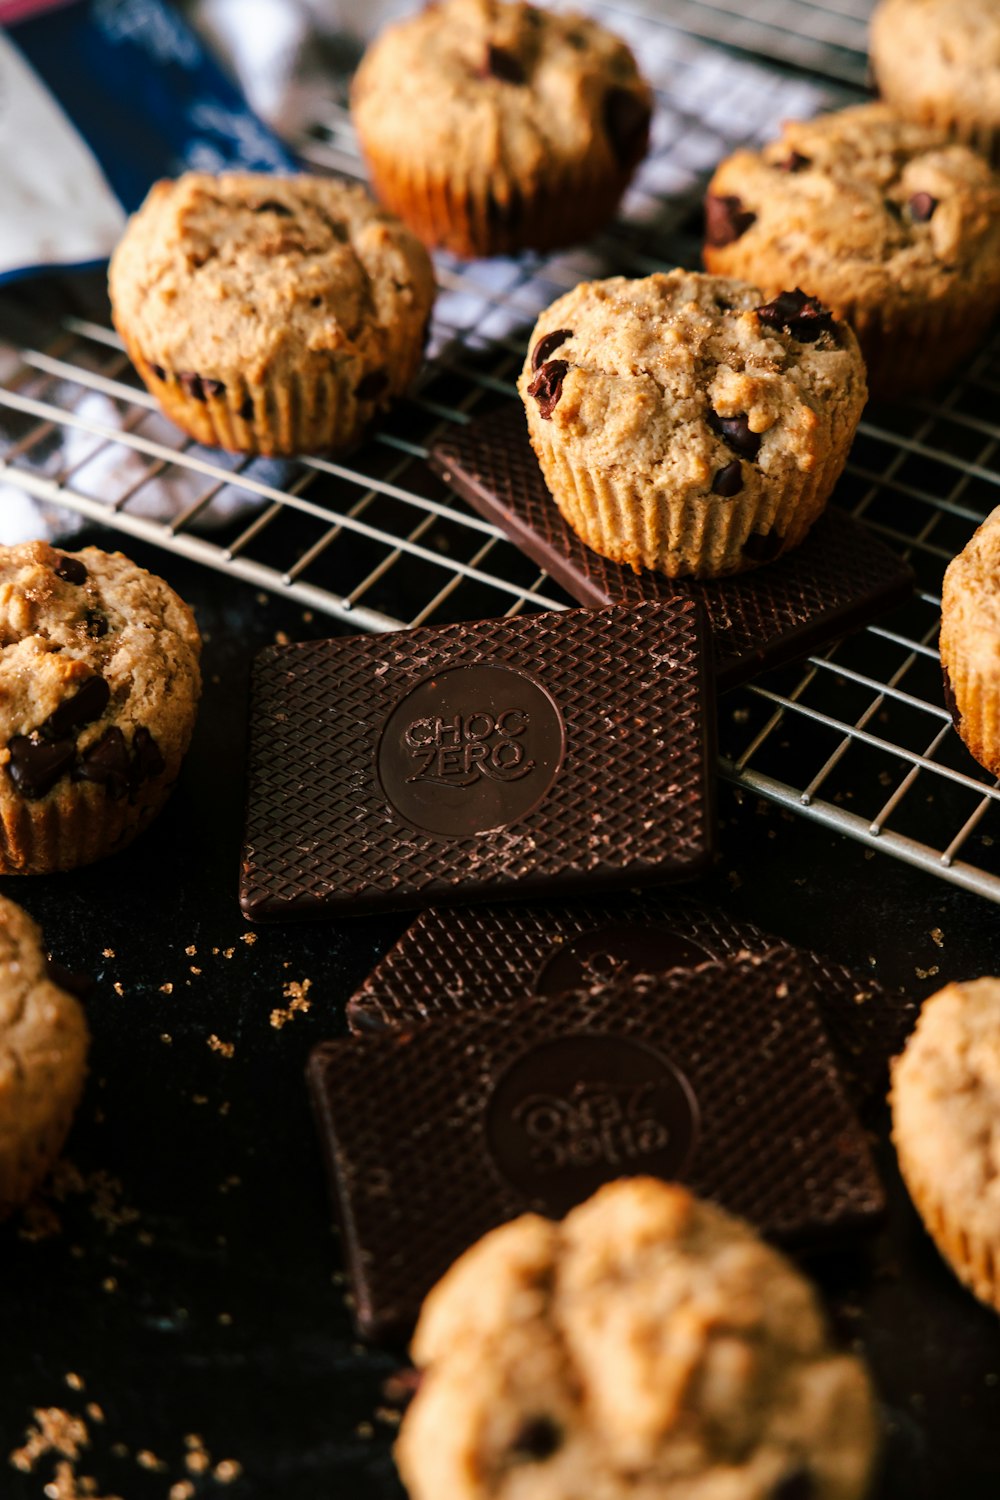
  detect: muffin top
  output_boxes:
[0,542,202,804]
[109,173,435,392]
[397,1177,877,1500]
[0,895,89,1203]
[518,270,866,490]
[351,0,652,179]
[891,978,1000,1244]
[871,0,1000,129]
[704,103,1000,307]
[941,506,1000,673]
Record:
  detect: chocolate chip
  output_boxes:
[704,193,756,247]
[356,369,389,401]
[711,460,744,497]
[8,734,76,799]
[177,372,207,402]
[85,611,108,640]
[909,191,938,223]
[255,199,293,217]
[527,359,569,420]
[531,328,572,371]
[149,363,166,382]
[777,151,811,173]
[942,662,961,727]
[510,1417,562,1462]
[743,529,785,565]
[604,87,651,169]
[772,1467,815,1500]
[708,409,761,461]
[132,727,166,785]
[482,43,525,83]
[201,377,226,399]
[42,676,110,741]
[54,555,87,585]
[755,288,835,343]
[240,396,255,421]
[77,727,131,800]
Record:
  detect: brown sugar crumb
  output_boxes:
[270,977,313,1029]
[84,1406,103,1424]
[241,932,257,946]
[223,948,235,960]
[101,1278,117,1294]
[214,1459,243,1483]
[185,945,197,957]
[43,1459,122,1500]
[930,927,945,948]
[135,1450,164,1471]
[112,982,124,997]
[169,1485,195,1500]
[159,983,174,995]
[160,1034,173,1045]
[916,965,941,980]
[10,1407,89,1472]
[190,966,202,976]
[102,948,115,959]
[207,1035,234,1058]
[64,1375,84,1394]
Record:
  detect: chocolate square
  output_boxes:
[310,953,885,1341]
[345,894,915,1104]
[240,603,716,920]
[429,405,914,691]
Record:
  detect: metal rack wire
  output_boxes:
[2,0,1000,900]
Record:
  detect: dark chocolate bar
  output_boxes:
[345,894,916,1104]
[429,405,914,691]
[310,953,885,1341]
[240,602,716,920]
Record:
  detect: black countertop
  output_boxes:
[2,530,998,1499]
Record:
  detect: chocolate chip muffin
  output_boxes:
[109,172,436,455]
[0,542,202,874]
[0,896,89,1216]
[351,0,653,259]
[891,978,1000,1312]
[703,103,1000,398]
[518,270,867,578]
[397,1177,879,1500]
[871,0,1000,166]
[939,505,1000,775]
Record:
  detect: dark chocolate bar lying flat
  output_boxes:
[310,953,885,1341]
[345,894,916,1105]
[240,602,715,921]
[429,404,914,692]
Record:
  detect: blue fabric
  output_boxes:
[3,0,296,282]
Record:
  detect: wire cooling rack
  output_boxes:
[2,0,1000,901]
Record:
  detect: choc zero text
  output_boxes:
[403,709,535,788]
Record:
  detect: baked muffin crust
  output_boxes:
[110,173,436,453]
[0,896,89,1215]
[397,1178,878,1500]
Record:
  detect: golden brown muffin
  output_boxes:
[871,0,1000,166]
[351,0,652,259]
[891,978,1000,1312]
[518,270,867,578]
[940,506,1000,776]
[0,542,202,874]
[0,896,89,1216]
[397,1178,879,1500]
[109,172,436,455]
[703,103,1000,397]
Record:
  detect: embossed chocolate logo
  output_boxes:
[486,1034,698,1215]
[535,924,712,995]
[377,664,564,838]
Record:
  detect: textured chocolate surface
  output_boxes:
[345,894,916,1103]
[312,953,884,1341]
[240,603,715,920]
[430,405,914,691]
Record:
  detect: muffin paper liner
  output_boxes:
[938,627,1000,778]
[893,1134,1000,1313]
[361,145,639,260]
